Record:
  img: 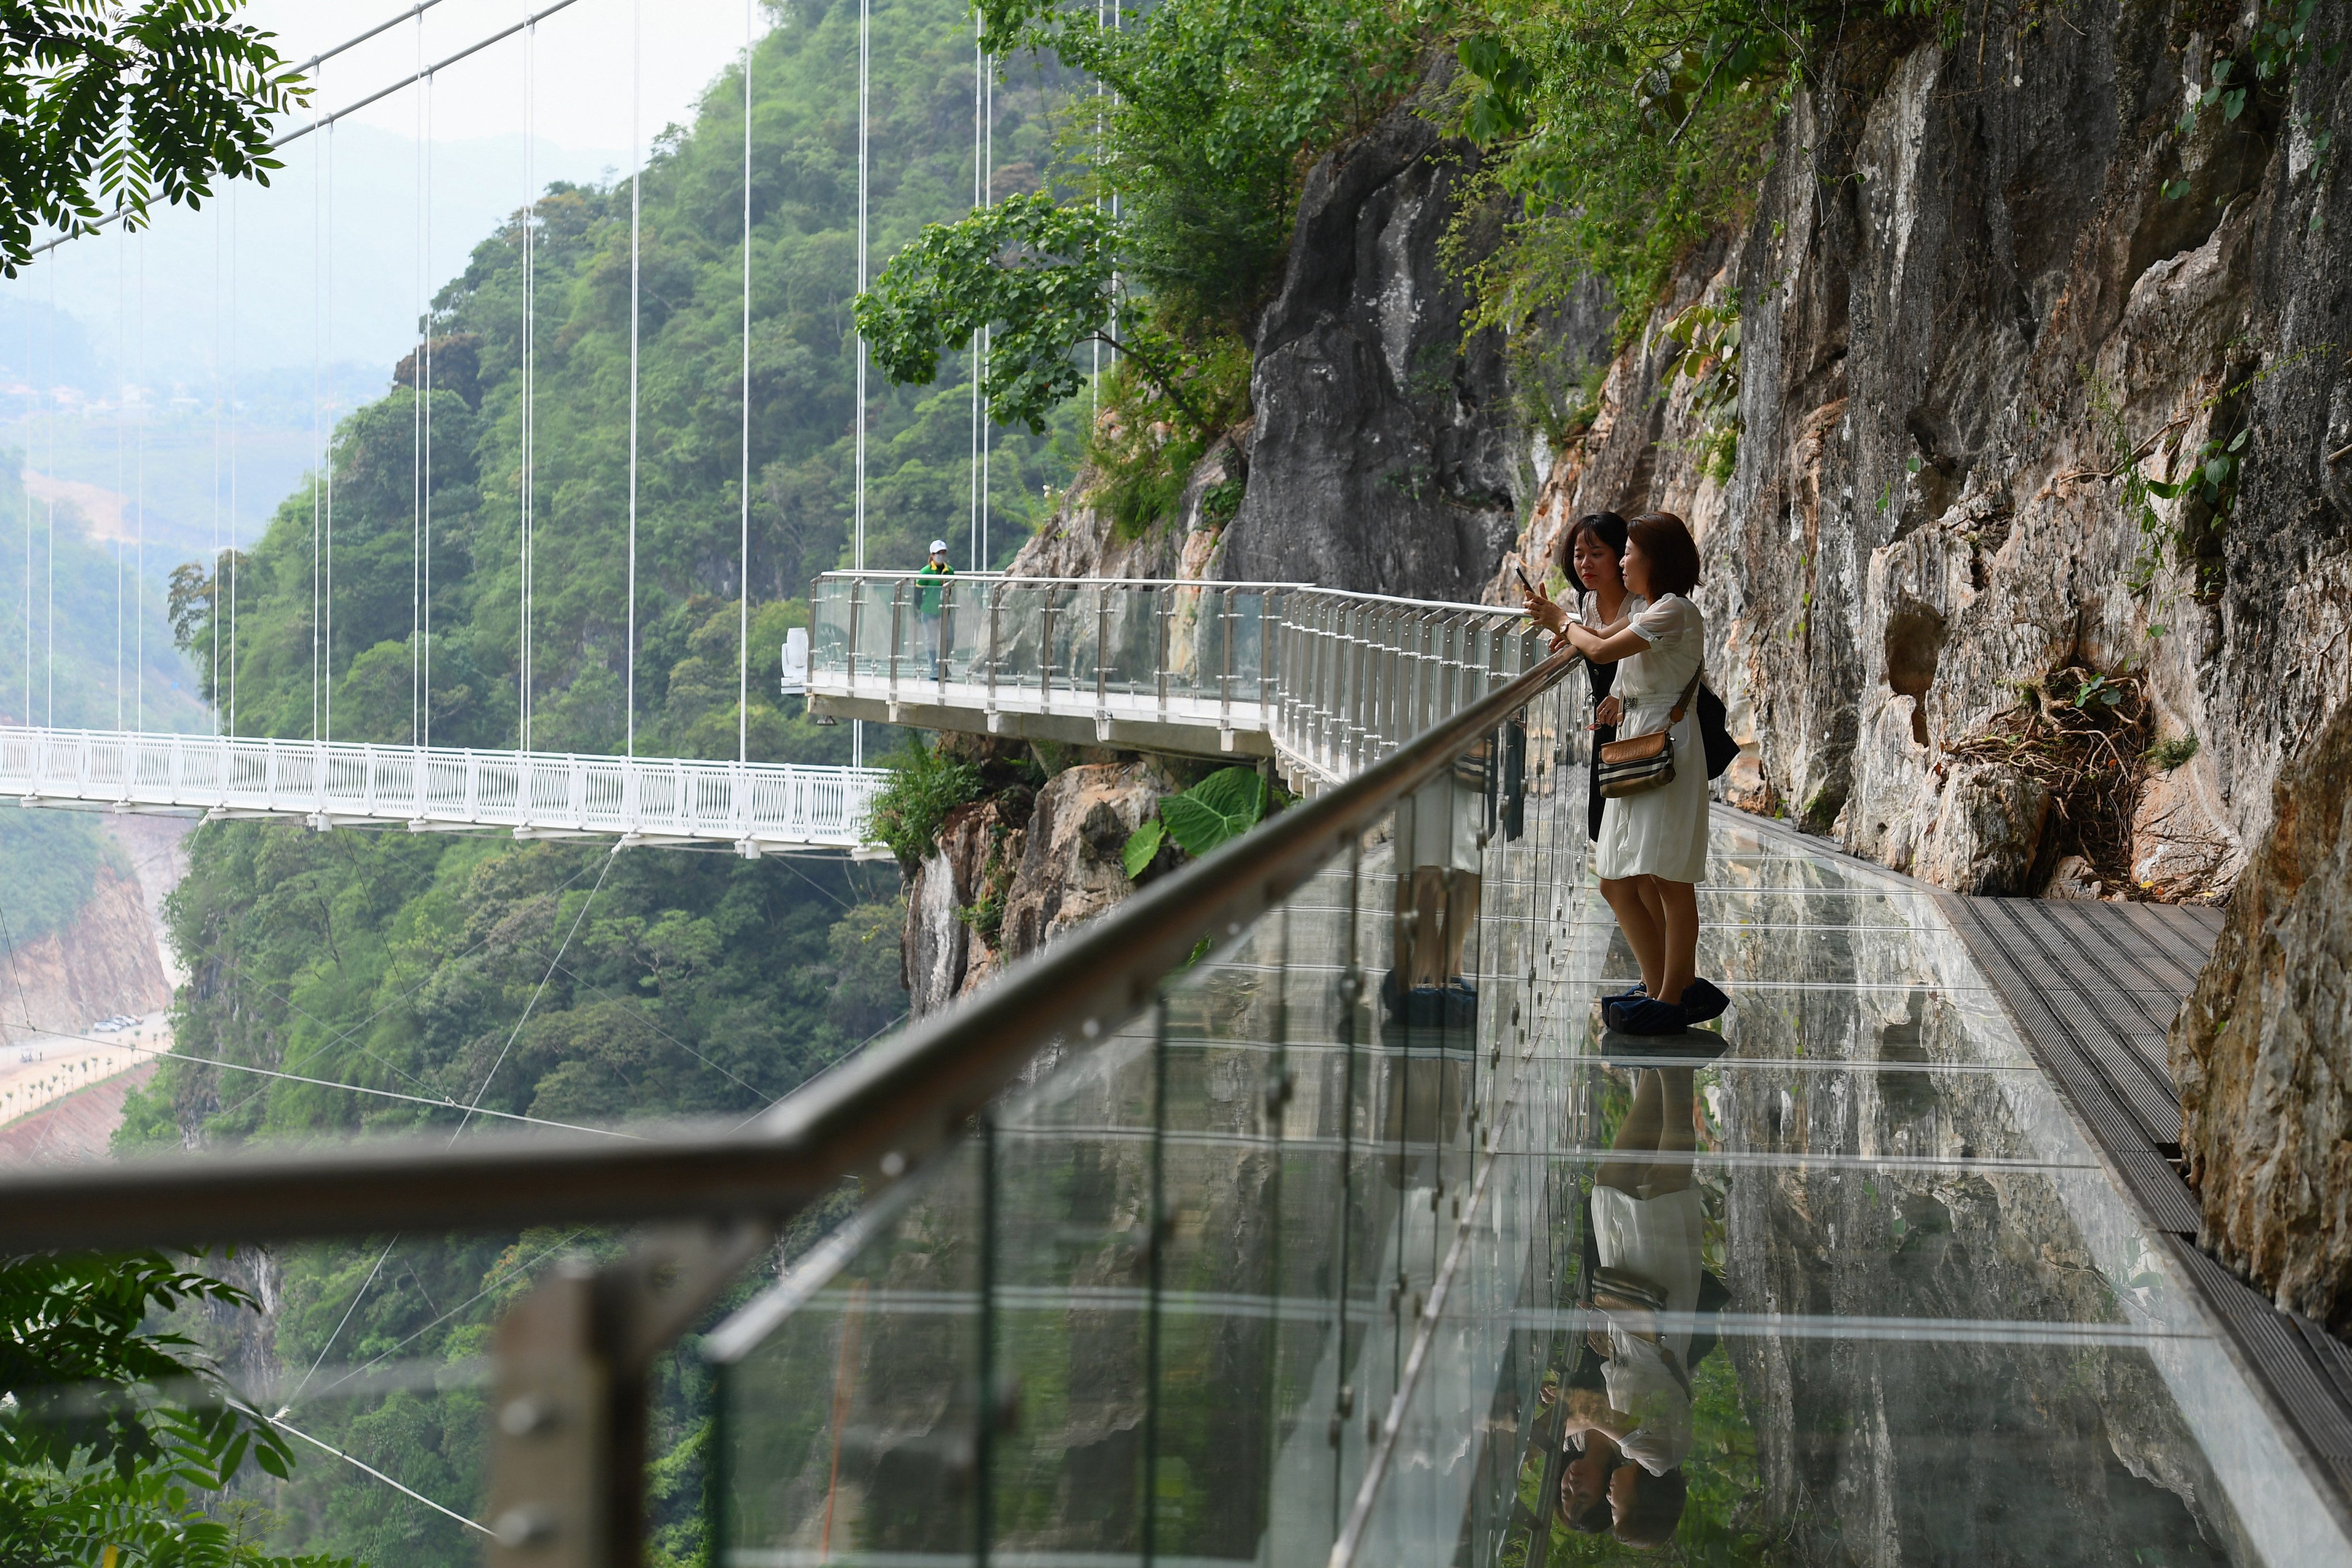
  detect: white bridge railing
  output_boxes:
[806,571,1539,786]
[0,728,889,853]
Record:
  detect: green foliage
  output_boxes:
[982,0,1422,343]
[1447,1,1802,334]
[864,0,1422,464]
[1086,340,1252,537]
[1659,296,1741,480]
[0,1,309,274]
[1121,816,1165,880]
[866,736,984,871]
[859,194,1213,434]
[1125,766,1274,879]
[0,808,126,946]
[2173,0,2331,143]
[2145,731,2200,772]
[0,1250,346,1567]
[180,0,1072,756]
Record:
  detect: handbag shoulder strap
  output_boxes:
[1668,663,1704,724]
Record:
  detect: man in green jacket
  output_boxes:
[916,540,953,676]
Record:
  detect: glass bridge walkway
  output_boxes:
[0,578,2343,1568]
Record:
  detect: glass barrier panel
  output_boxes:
[720,1137,988,1567]
[811,578,853,677]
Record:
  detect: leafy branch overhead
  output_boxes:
[0,1,311,274]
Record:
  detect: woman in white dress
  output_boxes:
[1527,513,1723,1034]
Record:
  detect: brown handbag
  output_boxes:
[1594,667,1704,800]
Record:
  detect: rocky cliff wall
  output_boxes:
[0,862,172,1044]
[1496,3,2350,901]
[903,751,1172,1017]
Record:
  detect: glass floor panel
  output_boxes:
[714,775,2351,1566]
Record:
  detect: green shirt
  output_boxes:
[916,560,953,614]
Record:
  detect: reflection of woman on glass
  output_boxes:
[1551,1065,1699,1548]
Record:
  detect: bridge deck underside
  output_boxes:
[809,677,1274,760]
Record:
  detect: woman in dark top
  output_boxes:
[1561,513,1632,841]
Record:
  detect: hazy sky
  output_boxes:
[244,0,765,150]
[1,0,771,387]
[0,0,782,544]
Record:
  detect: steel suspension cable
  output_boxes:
[43,260,53,726]
[519,23,536,756]
[114,226,126,730]
[228,188,241,736]
[423,71,435,750]
[134,233,146,729]
[739,0,753,768]
[971,14,981,570]
[310,83,325,742]
[852,0,870,770]
[326,124,338,741]
[22,0,593,264]
[626,0,642,759]
[412,18,425,747]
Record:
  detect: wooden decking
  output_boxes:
[1944,894,2352,1510]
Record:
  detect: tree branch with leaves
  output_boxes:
[0,0,310,275]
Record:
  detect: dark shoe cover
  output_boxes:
[1680,978,1729,1024]
[1613,998,1689,1036]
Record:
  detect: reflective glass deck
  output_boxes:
[710,696,2352,1566]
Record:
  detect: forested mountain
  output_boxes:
[112,0,1077,1559]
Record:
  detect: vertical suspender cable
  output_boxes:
[981,58,991,568]
[626,0,642,759]
[852,0,870,769]
[45,258,55,726]
[970,13,981,571]
[210,206,222,735]
[135,233,146,731]
[520,23,536,756]
[311,88,323,741]
[412,18,424,748]
[115,226,126,730]
[739,0,753,768]
[326,123,337,742]
[229,187,241,736]
[423,71,435,750]
[18,300,28,728]
[854,0,868,577]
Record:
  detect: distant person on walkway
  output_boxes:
[1524,512,1723,1034]
[917,540,953,675]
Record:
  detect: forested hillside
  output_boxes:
[113,0,1077,1559]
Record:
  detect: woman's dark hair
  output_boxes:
[1559,512,1630,593]
[1625,512,1702,599]
[1612,1465,1690,1550]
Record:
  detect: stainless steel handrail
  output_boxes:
[0,640,1570,1248]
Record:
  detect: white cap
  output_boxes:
[930,539,949,554]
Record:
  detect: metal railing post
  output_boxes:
[846,577,864,692]
[1040,590,1057,715]
[888,581,906,704]
[1156,586,1172,723]
[987,582,1005,729]
[1096,584,1111,736]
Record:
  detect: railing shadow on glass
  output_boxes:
[0,629,1581,1568]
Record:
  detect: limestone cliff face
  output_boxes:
[2171,700,2352,1328]
[1496,6,2351,901]
[0,863,172,1044]
[1215,66,1547,603]
[903,757,1169,1016]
